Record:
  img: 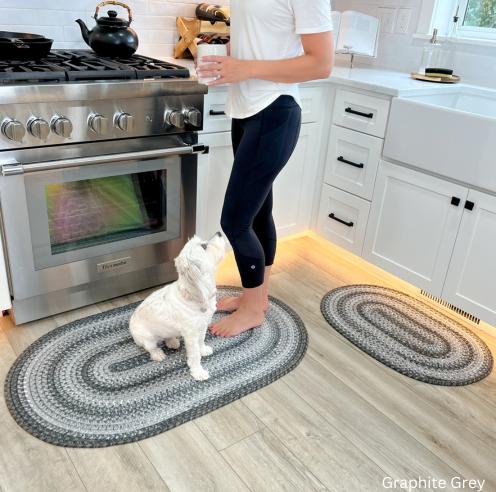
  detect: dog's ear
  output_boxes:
[174,254,189,276]
[175,246,205,283]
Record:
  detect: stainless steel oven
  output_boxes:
[0,58,207,324]
[0,135,205,324]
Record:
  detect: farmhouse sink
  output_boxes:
[405,87,496,118]
[383,86,496,193]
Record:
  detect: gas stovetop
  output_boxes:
[0,50,190,84]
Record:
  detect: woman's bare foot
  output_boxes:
[211,285,266,337]
[217,295,269,313]
[210,305,265,337]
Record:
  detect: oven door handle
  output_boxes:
[1,144,210,176]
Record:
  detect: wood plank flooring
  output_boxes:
[0,233,495,492]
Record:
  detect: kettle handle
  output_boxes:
[94,1,133,23]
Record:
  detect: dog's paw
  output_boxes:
[150,349,166,362]
[201,345,213,357]
[165,337,180,350]
[191,367,210,381]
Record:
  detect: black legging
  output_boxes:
[221,95,302,288]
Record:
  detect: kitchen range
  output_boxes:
[0,50,208,324]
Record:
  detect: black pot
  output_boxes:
[0,31,53,60]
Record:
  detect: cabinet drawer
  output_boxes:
[299,86,324,123]
[325,125,382,200]
[317,184,370,256]
[202,86,323,133]
[202,90,230,133]
[333,89,390,138]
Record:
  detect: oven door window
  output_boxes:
[25,157,181,270]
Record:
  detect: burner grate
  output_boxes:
[0,50,190,84]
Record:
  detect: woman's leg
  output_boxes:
[211,97,301,337]
[217,190,274,312]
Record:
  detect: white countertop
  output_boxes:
[323,65,447,96]
[152,55,462,97]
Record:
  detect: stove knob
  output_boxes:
[184,108,202,128]
[88,114,109,135]
[165,110,185,129]
[51,116,73,138]
[27,117,50,141]
[1,118,25,142]
[115,112,134,132]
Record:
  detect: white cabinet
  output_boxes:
[317,184,370,256]
[202,89,231,134]
[196,123,321,240]
[202,85,324,134]
[196,131,234,239]
[197,85,326,241]
[317,87,389,256]
[299,86,325,124]
[273,123,321,236]
[324,125,382,200]
[333,89,391,138]
[443,190,496,325]
[363,161,467,295]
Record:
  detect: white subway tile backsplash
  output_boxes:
[0,0,229,57]
[4,0,492,89]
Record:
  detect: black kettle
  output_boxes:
[76,1,138,58]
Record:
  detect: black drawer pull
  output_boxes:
[209,110,226,116]
[337,156,364,169]
[329,213,354,227]
[345,107,374,119]
[451,196,461,207]
[465,200,475,211]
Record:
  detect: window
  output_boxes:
[462,0,496,29]
[417,0,496,42]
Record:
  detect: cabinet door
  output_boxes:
[197,124,320,241]
[443,190,496,325]
[196,132,233,239]
[363,161,467,295]
[273,123,321,236]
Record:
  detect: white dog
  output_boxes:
[130,233,226,381]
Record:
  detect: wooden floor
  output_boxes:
[1,233,495,492]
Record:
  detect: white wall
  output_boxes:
[1,0,495,88]
[0,0,225,59]
[334,0,496,88]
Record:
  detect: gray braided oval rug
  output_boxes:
[5,287,307,448]
[321,285,493,386]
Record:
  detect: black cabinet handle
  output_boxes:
[337,156,365,169]
[345,107,374,119]
[329,213,354,227]
[451,196,461,207]
[209,110,226,116]
[464,200,475,211]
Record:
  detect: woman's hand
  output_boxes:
[196,56,252,86]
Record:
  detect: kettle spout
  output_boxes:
[75,19,91,45]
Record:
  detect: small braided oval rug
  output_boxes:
[5,287,307,448]
[321,285,493,386]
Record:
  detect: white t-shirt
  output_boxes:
[226,0,333,119]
